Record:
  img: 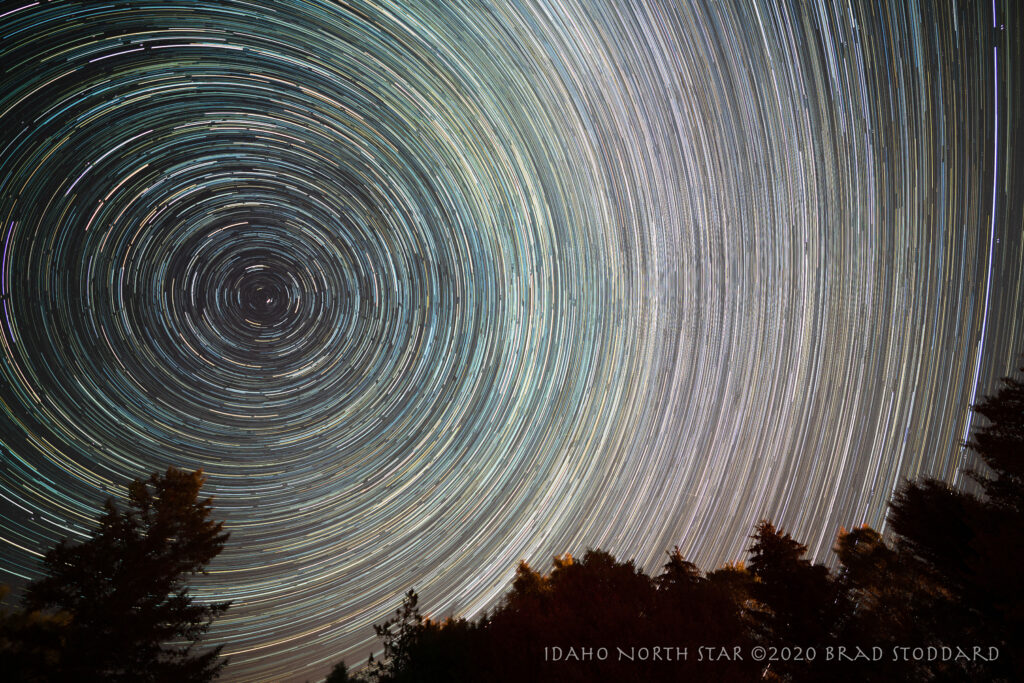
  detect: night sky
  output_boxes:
[1,1,1021,681]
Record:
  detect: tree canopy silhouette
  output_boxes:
[7,369,1019,682]
[746,520,847,681]
[885,369,1024,680]
[4,467,230,682]
[344,366,1024,683]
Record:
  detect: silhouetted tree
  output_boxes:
[747,521,846,681]
[365,589,425,682]
[484,550,664,682]
[887,368,1024,681]
[344,367,1024,683]
[325,659,354,683]
[703,560,755,608]
[371,548,761,683]
[652,551,759,682]
[656,546,701,590]
[12,467,230,682]
[967,372,1024,509]
[399,615,484,683]
[545,550,655,644]
[0,585,70,683]
[830,524,948,682]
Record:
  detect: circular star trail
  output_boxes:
[1,1,1021,680]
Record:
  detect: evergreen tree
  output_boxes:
[967,372,1024,509]
[831,525,945,682]
[887,369,1024,680]
[325,660,354,683]
[341,367,1024,683]
[0,585,70,683]
[747,521,845,681]
[366,589,425,682]
[17,467,230,682]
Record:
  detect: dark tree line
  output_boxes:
[2,369,1021,682]
[1,468,230,682]
[330,368,1024,683]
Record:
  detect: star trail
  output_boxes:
[1,1,1021,680]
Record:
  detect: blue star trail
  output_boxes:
[1,1,1021,680]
